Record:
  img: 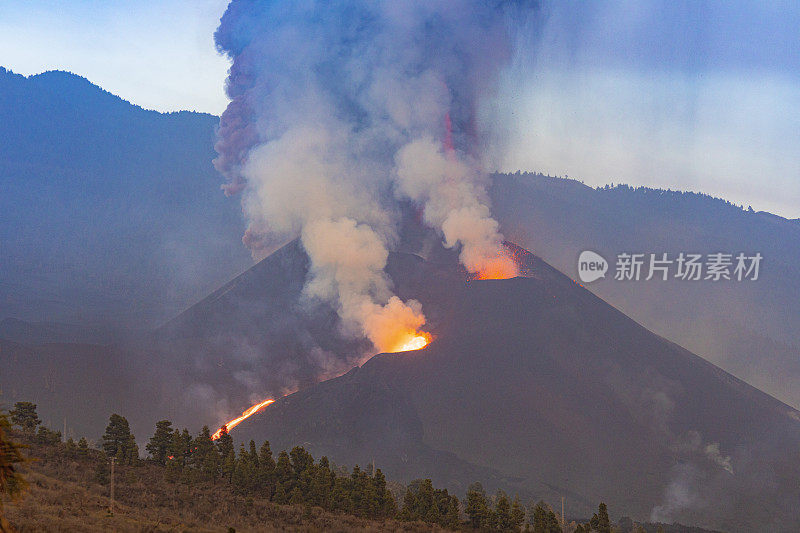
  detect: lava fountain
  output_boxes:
[389,330,433,353]
[471,248,521,280]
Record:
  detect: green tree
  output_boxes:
[532,502,561,533]
[146,420,173,465]
[102,414,136,464]
[308,455,333,508]
[215,426,234,481]
[35,426,62,445]
[495,491,512,531]
[191,426,219,483]
[77,437,89,457]
[1,409,29,531]
[64,437,77,457]
[165,429,185,482]
[593,503,610,533]
[373,468,397,519]
[511,496,526,531]
[273,482,288,504]
[258,440,276,497]
[275,450,292,490]
[10,402,40,433]
[289,486,304,504]
[465,482,492,529]
[124,432,139,465]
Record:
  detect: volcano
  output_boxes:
[221,241,800,532]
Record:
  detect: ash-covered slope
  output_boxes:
[235,246,800,532]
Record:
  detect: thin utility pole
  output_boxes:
[561,495,565,527]
[109,457,116,515]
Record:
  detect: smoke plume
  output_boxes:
[214,1,534,350]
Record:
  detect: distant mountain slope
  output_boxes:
[490,173,800,409]
[0,68,251,331]
[2,69,797,414]
[237,245,800,532]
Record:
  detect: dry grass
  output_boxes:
[4,437,449,533]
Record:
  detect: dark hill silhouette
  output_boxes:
[0,68,250,332]
[233,243,800,532]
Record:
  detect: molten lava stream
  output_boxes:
[212,329,432,439]
[212,398,275,440]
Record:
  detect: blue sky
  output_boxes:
[2,0,798,217]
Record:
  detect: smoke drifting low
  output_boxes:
[214,1,534,351]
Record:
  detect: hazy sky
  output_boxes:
[2,0,798,217]
[0,0,231,114]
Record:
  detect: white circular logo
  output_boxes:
[578,250,608,283]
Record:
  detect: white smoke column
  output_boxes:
[214,1,535,349]
[394,137,512,275]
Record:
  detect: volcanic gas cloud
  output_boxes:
[214,1,532,354]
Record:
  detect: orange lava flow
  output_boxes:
[390,330,433,353]
[472,254,520,280]
[211,398,275,440]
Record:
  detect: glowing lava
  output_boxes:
[212,398,275,440]
[391,330,433,353]
[472,253,520,280]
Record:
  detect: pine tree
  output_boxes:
[275,450,292,489]
[532,502,548,533]
[465,482,491,529]
[10,402,40,433]
[511,496,526,531]
[289,486,304,504]
[232,443,250,494]
[77,437,89,457]
[442,491,460,529]
[545,508,562,533]
[192,426,219,483]
[146,420,173,466]
[273,482,288,504]
[125,432,139,465]
[400,485,417,521]
[258,440,276,497]
[495,491,512,531]
[1,408,29,531]
[180,429,193,464]
[215,426,234,477]
[222,448,236,484]
[102,414,134,463]
[373,468,397,519]
[595,503,611,533]
[64,437,77,457]
[165,429,185,483]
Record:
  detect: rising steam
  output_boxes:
[214,1,533,351]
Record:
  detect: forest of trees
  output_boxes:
[1,402,675,533]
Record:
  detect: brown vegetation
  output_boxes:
[5,435,447,533]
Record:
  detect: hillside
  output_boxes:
[4,433,445,533]
[233,244,800,532]
[490,173,800,409]
[0,68,251,331]
[1,69,797,415]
